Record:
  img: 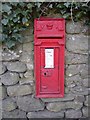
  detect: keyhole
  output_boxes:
[44,73,46,76]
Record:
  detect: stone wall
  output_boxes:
[0,19,89,119]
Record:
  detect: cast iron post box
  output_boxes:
[34,18,65,98]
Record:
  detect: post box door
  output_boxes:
[40,47,60,93]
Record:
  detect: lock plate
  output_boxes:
[42,69,52,77]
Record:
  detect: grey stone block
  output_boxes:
[82,25,90,35]
[84,95,89,107]
[66,34,88,54]
[18,70,34,85]
[2,98,17,112]
[65,87,70,94]
[23,35,34,43]
[65,74,82,88]
[26,62,34,70]
[75,95,85,102]
[82,107,88,117]
[66,65,80,77]
[2,50,20,61]
[41,94,74,102]
[66,21,82,34]
[0,86,7,100]
[2,109,26,118]
[65,51,88,65]
[82,78,88,87]
[65,109,82,118]
[20,51,33,64]
[27,110,64,118]
[17,96,45,112]
[24,70,34,78]
[46,101,83,112]
[1,72,19,85]
[19,77,34,85]
[71,86,89,95]
[0,62,6,75]
[0,82,2,86]
[7,61,27,72]
[7,85,33,97]
[66,64,88,79]
[80,64,88,79]
[23,42,33,52]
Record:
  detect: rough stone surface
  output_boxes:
[1,72,19,85]
[41,94,74,102]
[65,74,82,88]
[20,51,33,63]
[23,35,33,43]
[2,98,17,112]
[75,95,85,103]
[0,86,7,99]
[66,65,81,77]
[65,51,88,64]
[80,64,88,79]
[0,52,2,62]
[65,109,82,118]
[82,107,88,117]
[23,42,33,52]
[84,95,89,106]
[2,110,26,118]
[0,44,2,62]
[0,62,6,75]
[26,62,34,70]
[66,35,88,54]
[17,96,45,112]
[19,77,34,85]
[66,21,82,34]
[2,50,20,61]
[82,78,88,87]
[47,101,83,112]
[66,64,88,78]
[19,73,24,78]
[45,13,63,18]
[27,110,64,118]
[15,43,23,53]
[7,85,32,97]
[0,82,2,86]
[71,86,89,95]
[65,87,70,94]
[7,62,27,72]
[22,28,33,36]
[82,24,90,35]
[88,78,90,88]
[24,70,34,78]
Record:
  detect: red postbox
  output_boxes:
[34,18,65,98]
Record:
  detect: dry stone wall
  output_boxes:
[0,19,89,119]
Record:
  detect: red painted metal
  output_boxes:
[34,18,65,98]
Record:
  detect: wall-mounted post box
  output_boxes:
[34,18,65,98]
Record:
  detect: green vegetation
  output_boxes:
[1,2,90,48]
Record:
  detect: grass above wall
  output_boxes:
[1,2,90,49]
